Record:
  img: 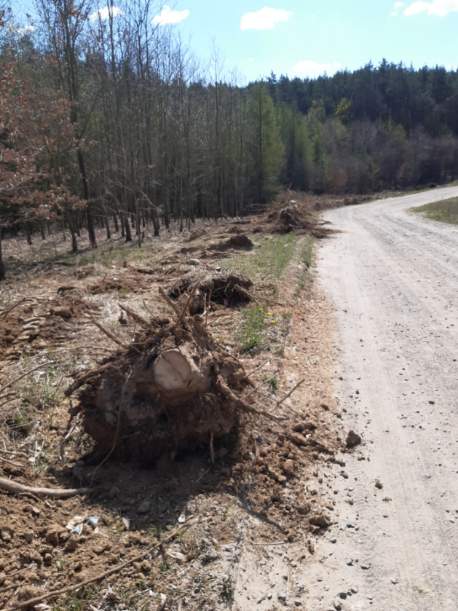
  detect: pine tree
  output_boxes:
[247,84,284,203]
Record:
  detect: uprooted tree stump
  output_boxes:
[208,234,254,251]
[65,296,252,464]
[268,204,335,238]
[168,271,253,314]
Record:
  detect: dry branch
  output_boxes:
[0,299,27,319]
[118,303,149,327]
[277,379,305,407]
[159,287,181,318]
[90,317,130,350]
[0,477,90,498]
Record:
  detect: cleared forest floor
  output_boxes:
[0,194,357,610]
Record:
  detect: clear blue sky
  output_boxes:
[12,1,458,82]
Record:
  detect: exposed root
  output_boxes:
[0,477,90,499]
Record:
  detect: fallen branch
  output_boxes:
[65,361,115,397]
[59,407,80,461]
[215,375,283,423]
[177,284,198,325]
[90,317,130,350]
[0,456,24,469]
[159,287,181,318]
[0,477,90,499]
[0,298,28,319]
[118,304,149,327]
[5,521,192,610]
[276,379,305,407]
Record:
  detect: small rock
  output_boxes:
[297,502,311,516]
[346,430,362,449]
[309,513,331,529]
[201,548,220,564]
[282,460,296,477]
[46,527,68,547]
[43,553,53,566]
[0,529,12,542]
[375,479,383,490]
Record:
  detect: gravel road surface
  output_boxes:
[309,187,458,610]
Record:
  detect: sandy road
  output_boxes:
[308,187,458,610]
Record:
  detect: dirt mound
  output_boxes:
[66,297,252,464]
[88,271,149,295]
[266,203,335,238]
[208,234,254,251]
[168,272,253,313]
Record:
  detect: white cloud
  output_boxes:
[240,6,292,31]
[152,5,190,26]
[291,59,342,79]
[89,5,123,22]
[396,0,458,16]
[390,1,405,16]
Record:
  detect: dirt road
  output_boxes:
[308,187,458,610]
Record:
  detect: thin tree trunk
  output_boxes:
[0,229,5,281]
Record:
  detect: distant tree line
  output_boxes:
[1,1,458,279]
[266,62,458,193]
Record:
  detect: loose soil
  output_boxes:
[0,196,345,610]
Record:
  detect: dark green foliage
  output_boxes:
[267,61,458,193]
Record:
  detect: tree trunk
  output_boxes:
[124,213,132,243]
[0,230,5,281]
[105,214,111,240]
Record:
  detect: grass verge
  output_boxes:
[412,197,458,225]
[225,233,315,354]
[223,233,298,282]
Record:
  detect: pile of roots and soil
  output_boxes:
[208,234,254,251]
[66,298,252,463]
[168,271,253,313]
[267,204,334,238]
[88,271,149,295]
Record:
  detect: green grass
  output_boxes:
[223,233,298,282]
[239,306,267,353]
[226,233,314,354]
[75,240,152,268]
[295,235,314,295]
[412,197,458,225]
